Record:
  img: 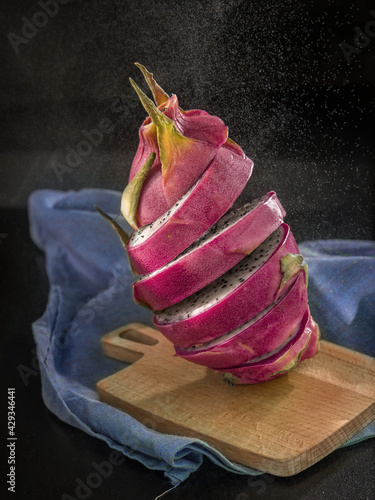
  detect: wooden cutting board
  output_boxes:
[97,322,375,476]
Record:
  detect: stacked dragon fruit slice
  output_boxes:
[101,64,320,385]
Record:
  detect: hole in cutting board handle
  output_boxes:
[119,328,158,346]
[101,324,160,364]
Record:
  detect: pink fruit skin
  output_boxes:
[129,95,229,226]
[217,310,320,384]
[298,314,320,361]
[127,141,253,275]
[153,223,300,346]
[174,271,308,369]
[134,193,286,311]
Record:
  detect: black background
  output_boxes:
[1,1,374,499]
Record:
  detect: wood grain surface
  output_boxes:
[97,323,375,476]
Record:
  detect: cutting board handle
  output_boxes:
[101,323,160,364]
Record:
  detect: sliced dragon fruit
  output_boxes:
[126,140,253,274]
[154,224,308,347]
[127,140,253,274]
[219,310,320,385]
[98,64,321,385]
[133,192,285,310]
[174,271,308,369]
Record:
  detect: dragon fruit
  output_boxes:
[133,192,286,310]
[153,224,308,347]
[101,64,320,384]
[174,271,308,369]
[126,140,253,274]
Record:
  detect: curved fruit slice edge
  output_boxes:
[134,192,286,310]
[174,271,308,369]
[126,143,253,274]
[220,310,320,385]
[153,223,305,346]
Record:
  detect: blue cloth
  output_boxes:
[28,189,375,485]
[299,240,375,358]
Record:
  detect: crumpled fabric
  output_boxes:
[28,188,375,485]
